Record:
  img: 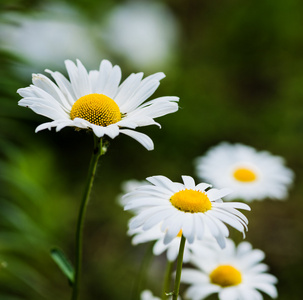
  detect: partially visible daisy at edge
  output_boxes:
[17,59,179,150]
[195,142,294,202]
[124,175,250,248]
[128,224,218,263]
[181,238,278,300]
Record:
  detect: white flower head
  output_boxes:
[103,1,179,70]
[17,59,179,150]
[124,175,250,248]
[181,239,278,300]
[129,224,217,263]
[0,3,100,70]
[195,142,294,202]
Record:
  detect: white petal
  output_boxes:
[90,124,119,139]
[123,80,161,112]
[195,182,212,191]
[101,65,122,98]
[114,72,144,107]
[88,70,99,91]
[32,74,71,110]
[203,214,227,248]
[146,176,177,193]
[91,125,106,138]
[96,60,113,92]
[182,176,196,189]
[46,69,76,106]
[119,129,154,150]
[65,59,91,99]
[220,202,251,210]
[166,242,180,261]
[210,210,246,234]
[142,208,173,230]
[20,100,67,120]
[219,287,238,300]
[182,213,195,243]
[153,239,168,256]
[252,283,278,298]
[128,207,163,229]
[207,188,233,201]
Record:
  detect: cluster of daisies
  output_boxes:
[18,59,294,300]
[120,142,293,300]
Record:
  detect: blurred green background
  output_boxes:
[1,0,303,299]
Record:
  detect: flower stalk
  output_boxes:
[162,260,174,300]
[172,235,186,300]
[71,136,106,300]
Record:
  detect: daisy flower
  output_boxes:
[103,1,179,70]
[129,225,217,263]
[195,142,294,201]
[17,59,179,150]
[181,239,278,300]
[124,175,250,248]
[0,3,100,69]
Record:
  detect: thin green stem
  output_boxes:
[162,260,174,300]
[172,235,186,300]
[71,136,105,300]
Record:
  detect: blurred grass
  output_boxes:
[0,0,303,299]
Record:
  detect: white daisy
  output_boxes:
[0,3,101,70]
[124,175,250,248]
[195,142,294,201]
[17,59,179,150]
[103,1,179,70]
[181,239,278,300]
[129,225,217,263]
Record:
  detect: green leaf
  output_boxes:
[50,248,74,283]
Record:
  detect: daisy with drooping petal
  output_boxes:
[129,225,217,263]
[195,142,294,201]
[17,59,179,150]
[181,239,278,300]
[124,175,250,248]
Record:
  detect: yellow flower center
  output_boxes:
[170,189,212,213]
[210,265,242,287]
[70,93,121,126]
[233,167,257,182]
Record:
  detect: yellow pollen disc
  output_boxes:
[70,93,121,127]
[233,167,257,182]
[210,265,242,287]
[170,189,212,213]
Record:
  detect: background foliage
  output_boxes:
[0,0,303,299]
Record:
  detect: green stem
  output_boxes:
[162,260,174,300]
[71,136,105,300]
[172,235,186,300]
